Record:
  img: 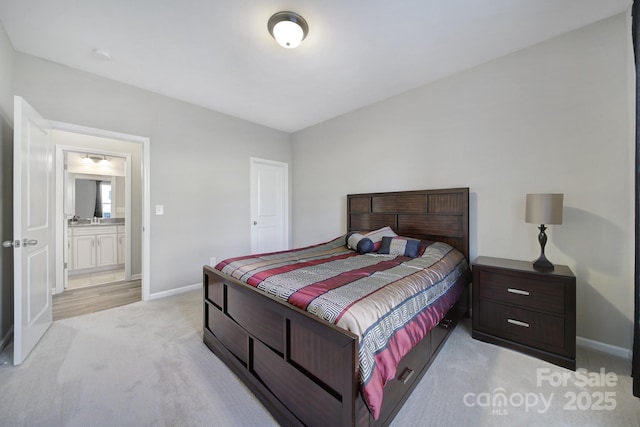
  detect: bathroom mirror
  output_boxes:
[75,177,112,218]
[70,174,123,219]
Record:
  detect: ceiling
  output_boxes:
[0,0,631,133]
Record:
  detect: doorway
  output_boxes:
[61,149,130,291]
[52,132,144,319]
[50,124,151,303]
[53,129,146,303]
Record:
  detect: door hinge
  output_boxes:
[64,262,68,269]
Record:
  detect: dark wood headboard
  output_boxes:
[347,188,470,261]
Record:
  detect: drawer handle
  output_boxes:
[507,318,530,328]
[507,288,530,296]
[438,318,453,329]
[399,367,414,384]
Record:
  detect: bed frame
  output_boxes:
[203,188,470,427]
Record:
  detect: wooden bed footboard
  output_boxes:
[203,266,469,427]
[204,266,360,427]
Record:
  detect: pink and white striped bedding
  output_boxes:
[216,234,468,419]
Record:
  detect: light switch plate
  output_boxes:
[155,205,164,215]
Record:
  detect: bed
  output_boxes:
[203,188,470,427]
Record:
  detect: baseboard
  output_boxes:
[147,283,200,301]
[576,335,632,361]
[0,326,13,353]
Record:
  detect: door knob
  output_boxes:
[2,240,19,248]
[253,221,257,225]
[22,239,38,247]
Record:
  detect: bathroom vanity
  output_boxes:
[67,221,125,274]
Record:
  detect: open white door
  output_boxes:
[250,157,289,254]
[9,96,54,365]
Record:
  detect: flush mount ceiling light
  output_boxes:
[268,11,309,49]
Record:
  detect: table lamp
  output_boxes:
[525,193,563,271]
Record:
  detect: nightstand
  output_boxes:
[472,256,576,370]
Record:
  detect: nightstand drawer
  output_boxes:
[477,300,565,351]
[477,269,565,314]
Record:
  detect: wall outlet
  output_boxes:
[210,257,217,267]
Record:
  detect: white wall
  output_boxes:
[12,53,292,295]
[292,13,634,351]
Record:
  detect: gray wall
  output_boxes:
[0,22,14,345]
[11,53,292,295]
[292,13,635,351]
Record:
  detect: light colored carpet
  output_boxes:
[0,289,638,426]
[391,320,640,427]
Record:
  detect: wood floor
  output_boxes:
[53,280,142,321]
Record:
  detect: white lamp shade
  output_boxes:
[525,193,564,225]
[272,20,304,48]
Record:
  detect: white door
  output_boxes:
[250,157,289,254]
[10,97,54,365]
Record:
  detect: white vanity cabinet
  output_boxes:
[72,232,96,270]
[96,232,118,266]
[69,225,121,273]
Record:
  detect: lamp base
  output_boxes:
[533,224,554,271]
[532,256,554,272]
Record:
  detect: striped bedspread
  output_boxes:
[216,235,468,419]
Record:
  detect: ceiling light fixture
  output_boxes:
[100,156,110,165]
[268,11,309,49]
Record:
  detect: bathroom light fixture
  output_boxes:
[81,154,110,165]
[268,11,308,49]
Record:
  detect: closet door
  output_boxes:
[250,157,289,254]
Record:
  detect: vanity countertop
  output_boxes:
[68,220,124,228]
